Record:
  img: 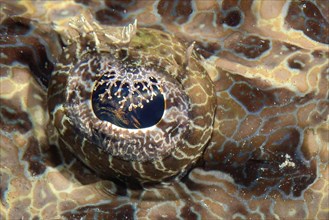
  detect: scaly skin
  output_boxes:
[0,0,328,219]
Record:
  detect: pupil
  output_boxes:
[92,74,165,129]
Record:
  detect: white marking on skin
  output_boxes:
[279,154,295,169]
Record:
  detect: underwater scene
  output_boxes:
[0,0,328,219]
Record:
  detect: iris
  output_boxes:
[92,74,165,129]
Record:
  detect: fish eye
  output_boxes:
[48,21,216,185]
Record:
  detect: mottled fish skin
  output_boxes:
[0,0,328,220]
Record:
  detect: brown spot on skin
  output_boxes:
[22,137,47,176]
[1,16,32,35]
[232,35,271,59]
[95,9,124,25]
[0,99,33,134]
[223,10,242,27]
[306,19,322,38]
[288,54,310,71]
[181,204,201,220]
[95,0,137,25]
[285,1,329,44]
[288,57,303,70]
[312,50,329,59]
[105,0,126,11]
[157,0,193,24]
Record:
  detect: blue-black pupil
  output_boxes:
[92,75,165,129]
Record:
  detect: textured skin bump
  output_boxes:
[0,0,328,219]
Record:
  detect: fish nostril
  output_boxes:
[223,10,242,27]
